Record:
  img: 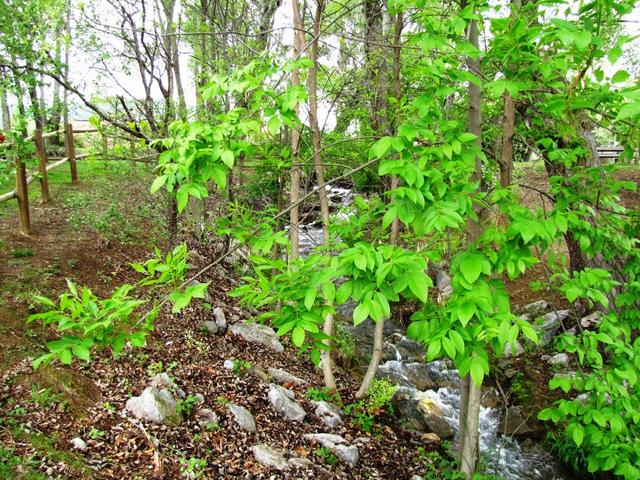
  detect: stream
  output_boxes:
[298,185,572,480]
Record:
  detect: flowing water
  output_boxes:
[299,185,572,480]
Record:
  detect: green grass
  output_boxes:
[0,159,164,244]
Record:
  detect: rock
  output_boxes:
[288,457,314,468]
[125,387,182,426]
[196,408,219,425]
[268,368,307,386]
[203,321,219,335]
[517,300,549,318]
[252,444,290,471]
[311,400,343,428]
[268,384,306,422]
[227,403,256,432]
[193,393,205,404]
[435,270,453,298]
[503,340,524,358]
[422,433,440,443]
[388,333,425,363]
[497,406,538,437]
[223,359,235,371]
[535,310,570,345]
[410,476,425,480]
[229,322,284,352]
[376,361,437,391]
[150,372,175,389]
[391,387,454,439]
[213,307,227,333]
[71,437,87,451]
[548,353,570,366]
[303,433,359,467]
[580,311,603,329]
[189,250,206,266]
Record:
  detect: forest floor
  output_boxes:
[0,159,638,479]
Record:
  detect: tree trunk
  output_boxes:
[289,0,305,262]
[364,0,387,135]
[458,15,483,479]
[499,92,515,187]
[0,80,11,130]
[308,0,336,390]
[459,378,482,478]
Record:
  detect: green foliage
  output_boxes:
[344,379,397,432]
[232,359,252,377]
[28,244,209,368]
[27,280,150,368]
[306,387,342,405]
[315,447,338,465]
[10,248,34,258]
[151,57,307,213]
[177,395,201,417]
[179,456,207,479]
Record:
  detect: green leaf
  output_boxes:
[572,424,584,447]
[407,271,430,303]
[72,345,91,362]
[59,348,73,365]
[292,326,305,347]
[304,288,317,310]
[457,302,476,326]
[458,132,477,143]
[459,254,483,283]
[150,175,168,194]
[353,303,369,325]
[470,359,484,386]
[617,101,640,121]
[267,116,282,135]
[611,70,629,83]
[369,136,393,159]
[221,149,235,168]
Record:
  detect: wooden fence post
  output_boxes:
[34,129,50,203]
[13,153,31,235]
[65,123,77,183]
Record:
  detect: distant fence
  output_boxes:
[0,124,97,235]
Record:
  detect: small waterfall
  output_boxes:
[384,353,571,480]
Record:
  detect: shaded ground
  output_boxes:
[0,160,436,479]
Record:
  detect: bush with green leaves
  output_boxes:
[28,244,209,368]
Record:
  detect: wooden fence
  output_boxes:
[0,124,97,235]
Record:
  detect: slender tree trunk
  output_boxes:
[499,92,515,187]
[63,0,71,127]
[0,80,11,130]
[364,0,387,135]
[172,15,187,120]
[289,0,305,261]
[308,0,336,390]
[355,11,404,399]
[459,15,483,480]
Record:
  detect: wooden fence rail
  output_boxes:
[0,123,96,235]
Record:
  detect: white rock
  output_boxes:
[548,353,570,366]
[229,322,284,352]
[311,400,343,428]
[288,457,314,468]
[268,384,306,422]
[503,340,524,358]
[252,444,290,471]
[268,368,307,386]
[125,387,182,425]
[71,437,87,451]
[227,403,256,432]
[303,433,359,467]
[223,360,235,370]
[213,307,227,332]
[580,311,603,329]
